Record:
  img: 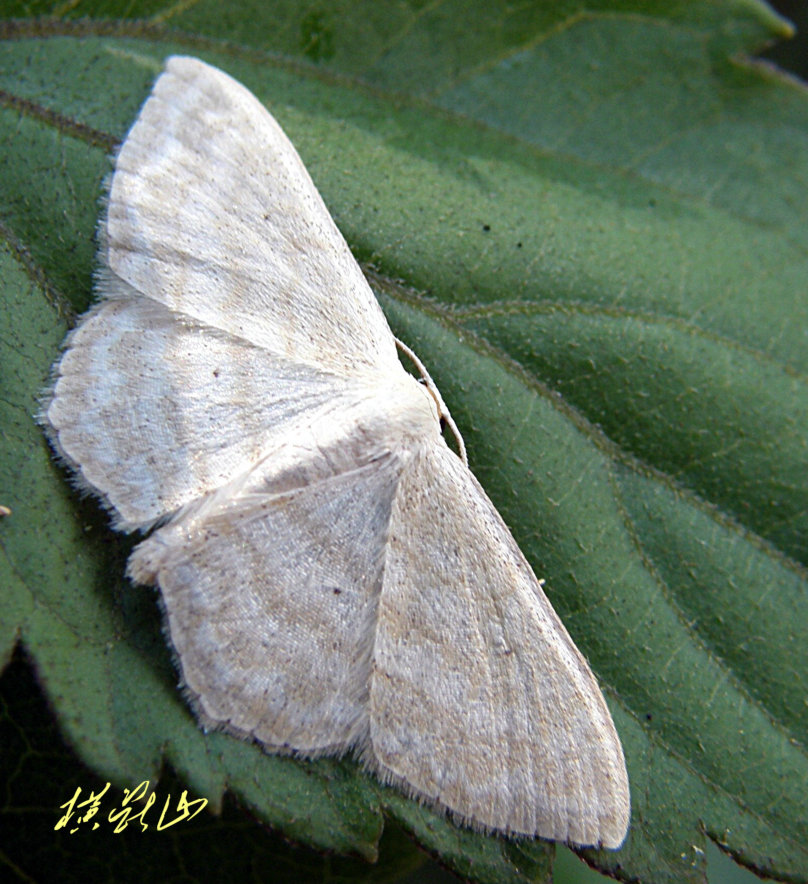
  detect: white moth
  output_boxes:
[44,56,629,848]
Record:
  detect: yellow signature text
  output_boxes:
[55,781,208,833]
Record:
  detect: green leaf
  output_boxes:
[1,3,806,883]
[0,651,437,884]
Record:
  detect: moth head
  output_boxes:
[393,337,467,464]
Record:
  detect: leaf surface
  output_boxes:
[1,3,806,883]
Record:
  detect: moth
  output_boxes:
[44,56,629,848]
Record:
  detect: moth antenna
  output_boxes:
[395,337,467,466]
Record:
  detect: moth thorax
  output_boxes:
[363,370,441,453]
